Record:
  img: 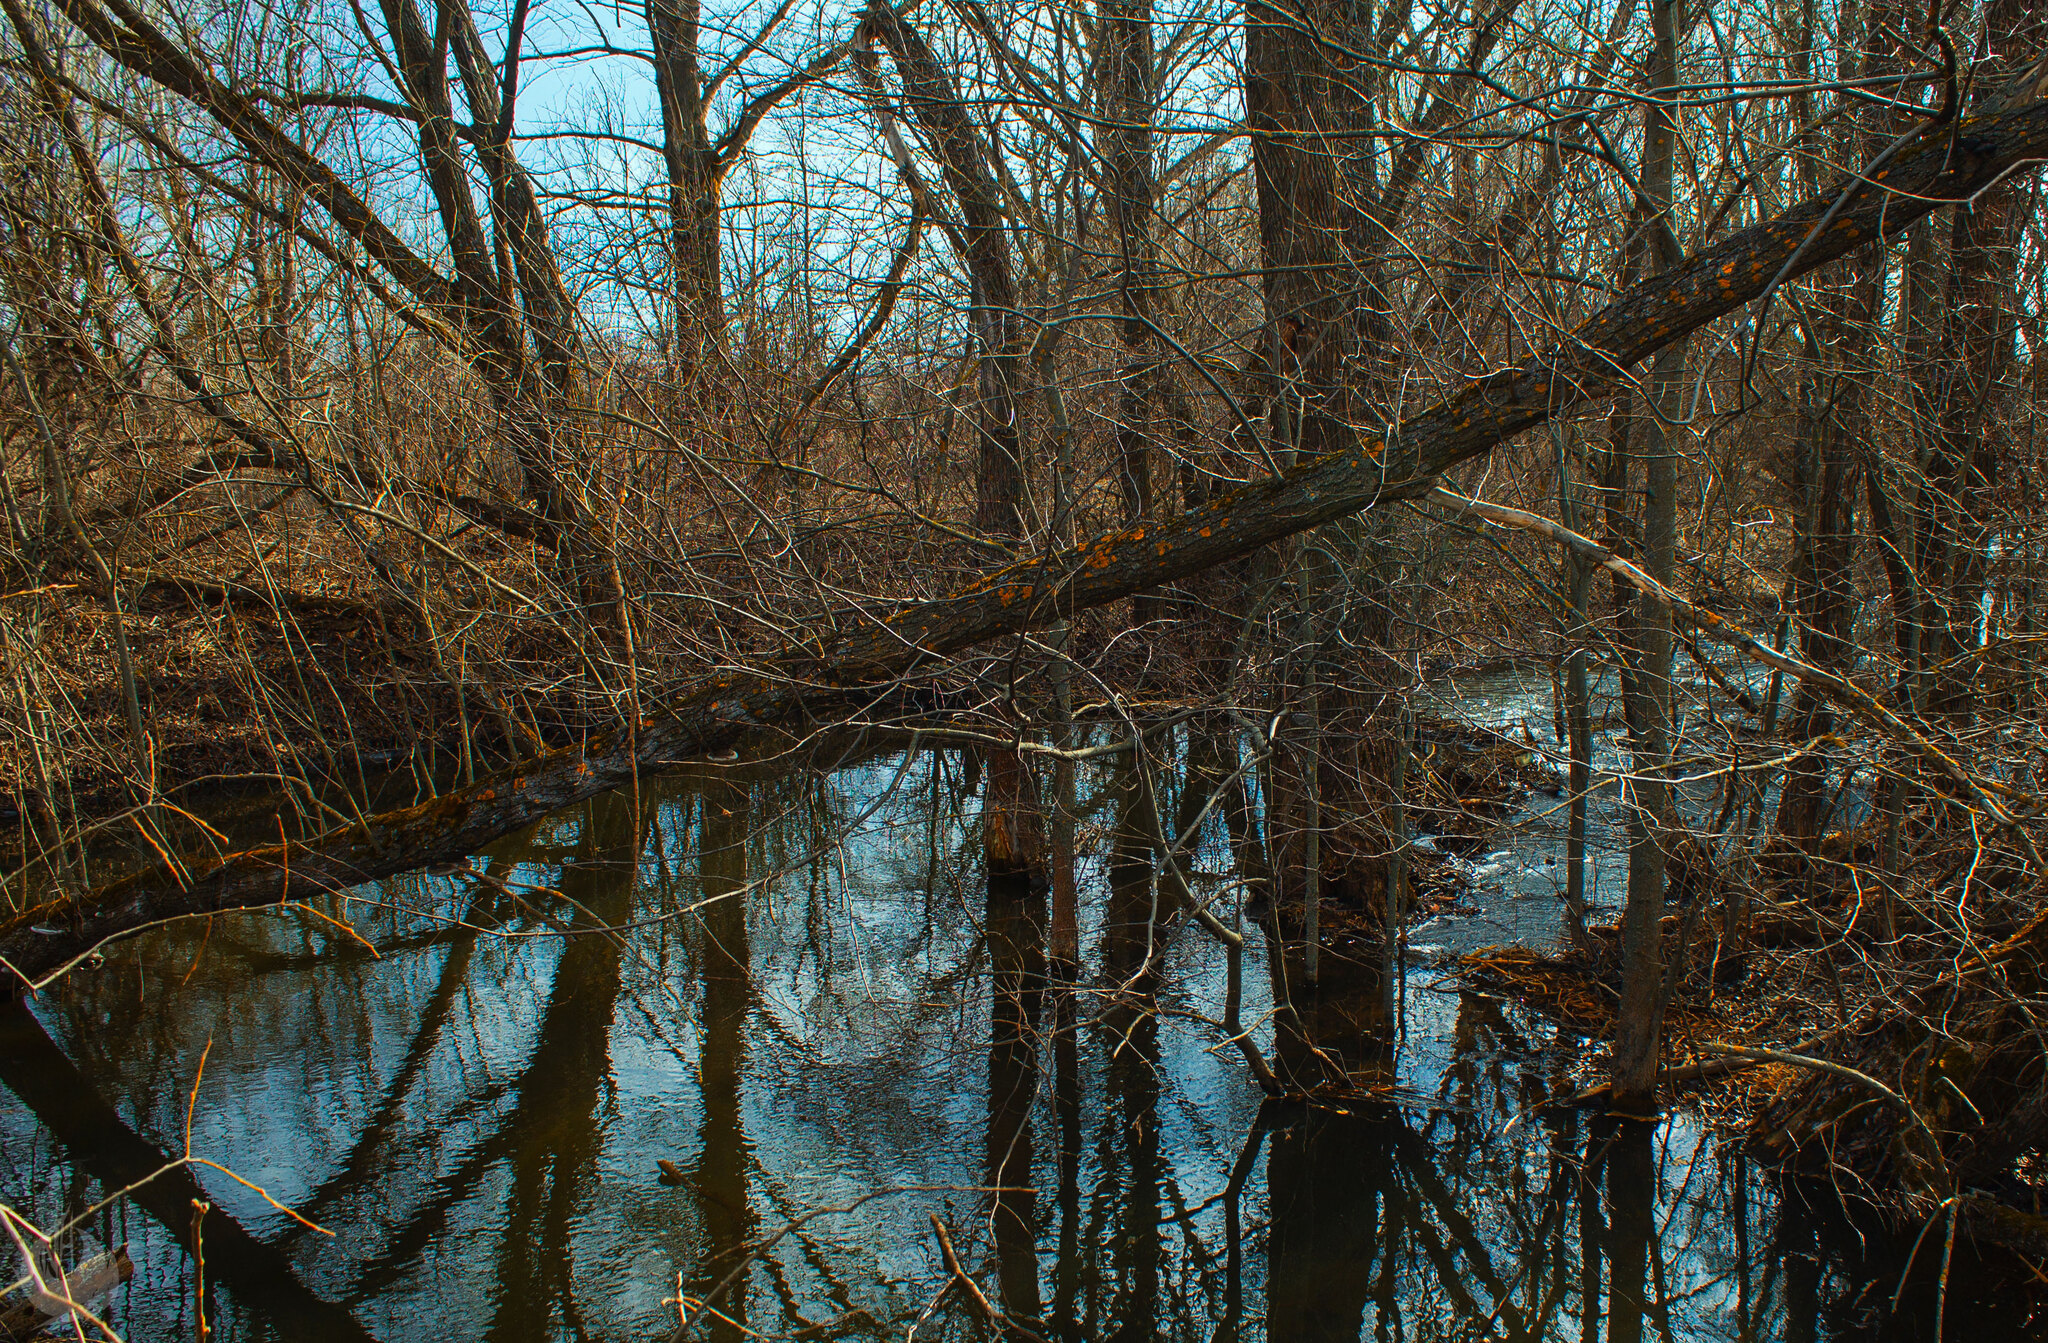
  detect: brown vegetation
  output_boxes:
[3,0,2048,1245]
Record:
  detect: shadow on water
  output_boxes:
[1,727,2040,1340]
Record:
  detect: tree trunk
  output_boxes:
[860,0,1044,880]
[1241,0,1371,978]
[860,0,1029,539]
[1102,0,1158,531]
[1774,0,1897,848]
[385,0,578,534]
[1610,0,1683,1115]
[447,0,582,396]
[1243,0,1365,458]
[982,746,1046,882]
[1101,0,1171,625]
[1775,298,1872,846]
[1560,428,1596,950]
[1918,25,2034,719]
[648,0,726,383]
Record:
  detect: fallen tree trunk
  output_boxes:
[6,75,2048,992]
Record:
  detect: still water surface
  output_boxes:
[0,672,2033,1339]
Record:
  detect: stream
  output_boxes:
[0,667,2030,1340]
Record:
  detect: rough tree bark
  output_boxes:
[1101,0,1159,532]
[1913,0,2043,720]
[372,0,587,524]
[1241,0,1387,968]
[648,0,727,382]
[7,76,2048,987]
[1244,0,1522,954]
[1430,0,1638,327]
[446,0,581,397]
[1775,304,1873,848]
[1243,0,1375,457]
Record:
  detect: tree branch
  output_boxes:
[9,85,2048,993]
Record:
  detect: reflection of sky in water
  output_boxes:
[1406,656,1877,955]
[0,700,2007,1340]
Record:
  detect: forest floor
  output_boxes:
[5,581,453,822]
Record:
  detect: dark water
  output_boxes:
[0,705,2035,1340]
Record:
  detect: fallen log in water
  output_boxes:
[6,71,2048,993]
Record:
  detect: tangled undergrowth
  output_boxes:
[1460,804,2048,1249]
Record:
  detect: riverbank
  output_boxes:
[1458,839,2048,1257]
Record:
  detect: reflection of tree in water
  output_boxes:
[1253,987,1881,1343]
[972,734,1751,1343]
[485,789,648,1340]
[6,737,2037,1341]
[295,797,649,1319]
[0,1002,382,1343]
[986,863,1045,1332]
[686,771,761,1341]
[1100,755,1161,1343]
[1604,1118,1657,1343]
[283,871,514,1239]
